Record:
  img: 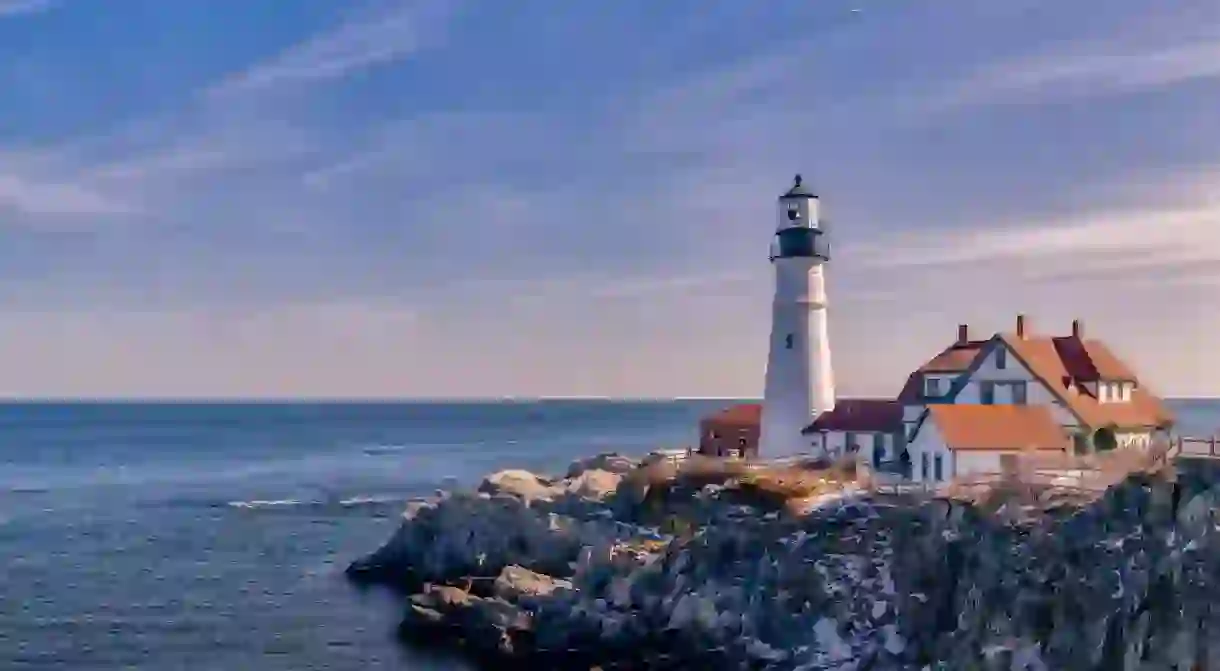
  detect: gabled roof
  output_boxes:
[1077,339,1138,381]
[896,339,989,402]
[801,399,902,434]
[700,403,761,427]
[983,332,1173,431]
[926,404,1069,452]
[899,324,1173,433]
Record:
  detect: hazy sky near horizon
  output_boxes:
[0,0,1217,398]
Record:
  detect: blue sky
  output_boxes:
[0,0,1217,398]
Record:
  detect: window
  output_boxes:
[995,347,1007,370]
[1012,382,1028,405]
[980,382,995,405]
[1120,382,1132,402]
[785,334,794,349]
[934,455,944,481]
[921,453,929,480]
[924,377,941,397]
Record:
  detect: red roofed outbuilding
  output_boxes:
[698,403,761,458]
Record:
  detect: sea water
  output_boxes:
[0,400,723,670]
[1,399,1216,670]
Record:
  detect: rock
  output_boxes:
[479,469,562,502]
[411,583,473,612]
[564,469,623,501]
[493,565,572,602]
[353,457,1220,670]
[347,492,587,589]
[567,453,638,478]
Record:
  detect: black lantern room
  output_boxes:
[771,174,830,262]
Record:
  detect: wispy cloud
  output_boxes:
[0,147,134,219]
[207,0,460,97]
[860,204,1219,269]
[495,271,761,308]
[0,174,130,217]
[0,0,53,17]
[927,31,1220,111]
[2,0,1218,396]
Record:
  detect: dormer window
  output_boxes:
[1110,381,1135,402]
[924,377,942,397]
[1098,381,1134,403]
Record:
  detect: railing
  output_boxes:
[1171,435,1220,459]
[648,447,693,467]
[866,447,1173,499]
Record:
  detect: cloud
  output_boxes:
[206,0,460,97]
[0,148,135,220]
[0,0,53,16]
[2,0,1219,397]
[0,300,422,398]
[0,173,130,217]
[859,205,1216,268]
[926,29,1220,111]
[490,271,760,308]
[847,159,1220,278]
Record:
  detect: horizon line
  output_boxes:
[0,395,1214,404]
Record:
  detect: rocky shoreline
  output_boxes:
[346,453,1220,670]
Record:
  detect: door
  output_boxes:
[1000,454,1018,480]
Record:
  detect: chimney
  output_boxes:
[1071,319,1083,339]
[957,324,969,345]
[1016,314,1027,339]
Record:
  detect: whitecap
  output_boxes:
[337,494,401,507]
[226,499,303,509]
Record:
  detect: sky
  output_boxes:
[0,0,1217,399]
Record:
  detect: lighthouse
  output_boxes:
[759,174,836,459]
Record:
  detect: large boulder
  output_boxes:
[493,564,573,602]
[347,493,585,588]
[566,453,638,478]
[479,469,562,502]
[563,469,623,501]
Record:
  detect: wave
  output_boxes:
[224,493,407,511]
[6,486,50,495]
[359,444,414,455]
[226,499,304,509]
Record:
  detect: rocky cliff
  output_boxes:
[346,454,1220,670]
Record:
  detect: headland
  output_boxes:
[346,450,1220,670]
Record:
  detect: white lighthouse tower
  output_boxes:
[760,174,836,459]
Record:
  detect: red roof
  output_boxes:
[999,332,1171,430]
[896,340,989,402]
[927,404,1069,452]
[802,398,902,433]
[701,403,761,427]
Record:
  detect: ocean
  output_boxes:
[1,399,1217,670]
[0,400,727,670]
